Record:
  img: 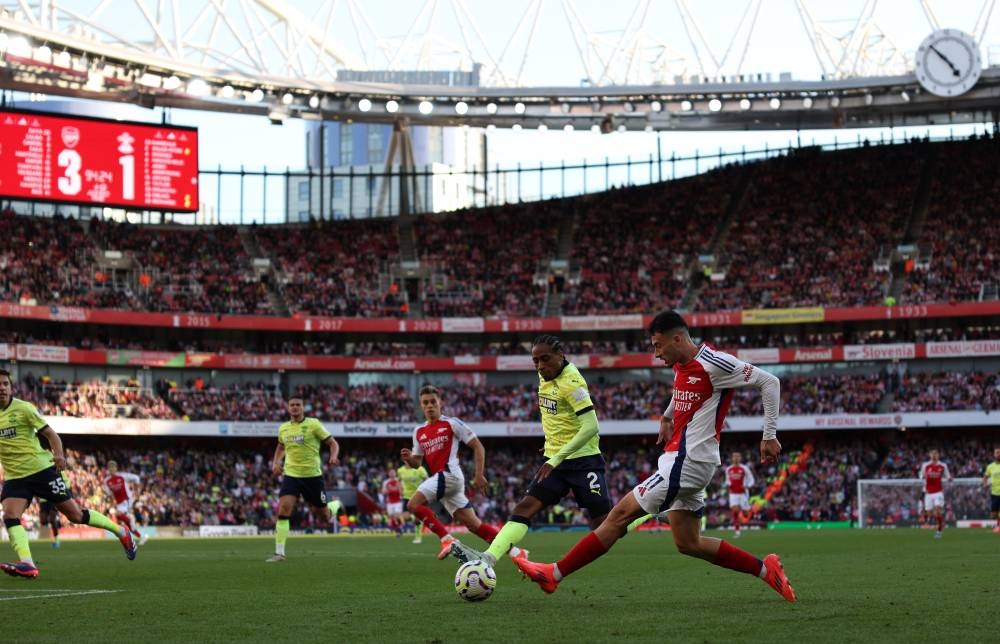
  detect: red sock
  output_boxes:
[712,540,763,576]
[732,510,741,530]
[412,505,449,538]
[474,523,500,543]
[937,515,944,532]
[556,532,608,578]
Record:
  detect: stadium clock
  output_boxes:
[914,29,982,97]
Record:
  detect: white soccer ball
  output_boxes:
[454,560,497,602]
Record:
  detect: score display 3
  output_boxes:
[0,109,199,212]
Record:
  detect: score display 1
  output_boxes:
[0,109,199,212]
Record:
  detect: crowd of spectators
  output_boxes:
[13,367,1000,423]
[730,373,887,415]
[892,370,1000,412]
[90,219,270,315]
[900,138,1000,304]
[414,202,562,318]
[257,220,404,317]
[561,170,741,315]
[18,373,176,419]
[694,144,923,311]
[3,137,997,320]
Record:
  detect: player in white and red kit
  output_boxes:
[516,310,796,602]
[919,449,952,538]
[381,470,405,535]
[726,452,755,537]
[401,385,508,561]
[104,460,147,545]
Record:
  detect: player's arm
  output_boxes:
[545,409,599,472]
[714,358,781,463]
[323,435,340,465]
[745,464,756,489]
[657,398,675,446]
[37,426,67,469]
[271,442,285,476]
[466,437,488,494]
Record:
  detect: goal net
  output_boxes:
[857,478,988,528]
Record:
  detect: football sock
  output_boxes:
[474,523,500,543]
[626,514,653,533]
[84,509,124,537]
[936,515,944,532]
[713,540,763,576]
[555,531,608,578]
[483,518,529,564]
[4,519,33,562]
[276,518,290,556]
[411,505,449,538]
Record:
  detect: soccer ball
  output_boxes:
[454,560,496,602]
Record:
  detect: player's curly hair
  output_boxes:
[531,334,564,353]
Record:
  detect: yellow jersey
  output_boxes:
[0,398,53,479]
[537,362,600,460]
[277,417,331,478]
[985,462,1000,495]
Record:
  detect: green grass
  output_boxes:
[4,529,997,643]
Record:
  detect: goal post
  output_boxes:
[856,478,987,528]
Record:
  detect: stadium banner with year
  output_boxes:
[43,411,1000,438]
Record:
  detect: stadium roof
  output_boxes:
[1,0,999,131]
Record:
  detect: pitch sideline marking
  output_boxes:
[0,589,120,601]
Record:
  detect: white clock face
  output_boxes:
[915,29,982,97]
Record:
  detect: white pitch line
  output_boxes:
[0,589,120,601]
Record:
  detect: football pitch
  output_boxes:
[3,529,996,644]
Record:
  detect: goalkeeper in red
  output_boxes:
[515,311,797,602]
[0,369,137,579]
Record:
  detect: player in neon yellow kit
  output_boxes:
[267,396,340,562]
[398,461,428,543]
[0,369,136,578]
[453,335,612,566]
[984,447,1000,533]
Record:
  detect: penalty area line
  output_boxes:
[0,589,121,601]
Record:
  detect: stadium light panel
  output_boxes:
[538,123,548,131]
[248,88,264,102]
[34,44,51,63]
[219,85,235,99]
[802,97,813,109]
[616,124,627,133]
[53,50,71,67]
[650,100,662,112]
[486,102,498,114]
[385,100,399,113]
[308,95,320,109]
[514,102,526,114]
[455,101,469,115]
[418,100,434,114]
[281,92,294,105]
[358,98,372,112]
[590,124,601,133]
[830,95,840,108]
[708,98,722,112]
[163,75,182,90]
[512,123,522,131]
[680,100,693,111]
[864,93,874,105]
[739,98,752,110]
[900,91,910,103]
[186,79,209,96]
[563,124,574,132]
[769,97,781,109]
[8,36,30,57]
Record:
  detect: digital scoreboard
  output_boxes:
[0,109,199,212]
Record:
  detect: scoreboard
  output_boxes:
[0,108,199,212]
